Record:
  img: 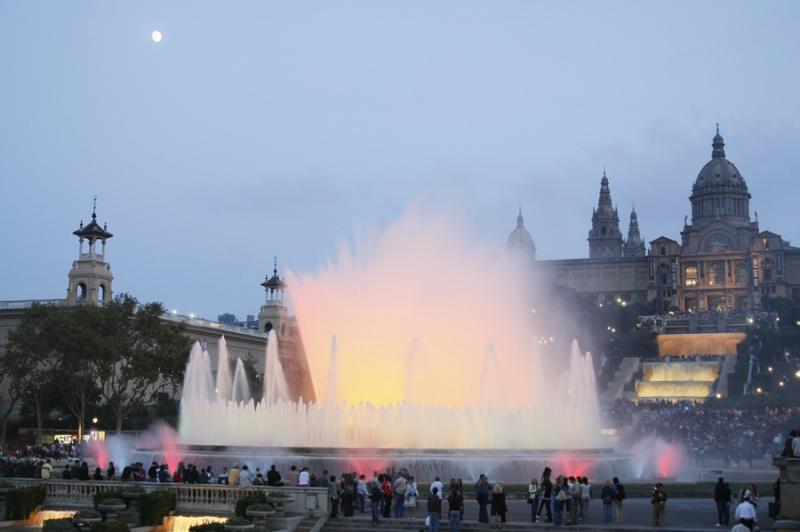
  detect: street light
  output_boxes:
[92,417,98,424]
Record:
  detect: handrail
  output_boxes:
[3,478,327,516]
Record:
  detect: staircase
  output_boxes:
[714,355,738,397]
[600,357,641,403]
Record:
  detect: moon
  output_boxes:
[151,30,162,43]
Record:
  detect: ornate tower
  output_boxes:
[623,206,646,257]
[66,198,114,305]
[506,207,536,262]
[587,170,623,258]
[258,257,290,336]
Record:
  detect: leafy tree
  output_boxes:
[92,294,190,433]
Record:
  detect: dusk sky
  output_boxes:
[1,1,799,320]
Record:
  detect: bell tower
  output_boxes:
[258,257,290,336]
[66,198,114,305]
[587,170,623,258]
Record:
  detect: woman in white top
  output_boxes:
[528,479,539,522]
[580,477,592,521]
[404,476,418,518]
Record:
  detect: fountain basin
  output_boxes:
[134,445,634,484]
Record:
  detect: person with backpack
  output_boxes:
[651,483,668,527]
[714,476,732,527]
[612,477,626,522]
[368,479,382,525]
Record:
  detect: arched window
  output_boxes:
[98,284,106,302]
[77,283,87,300]
[265,322,273,333]
[601,226,607,236]
[660,246,666,256]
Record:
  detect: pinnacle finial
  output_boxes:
[716,122,719,135]
[273,255,278,276]
[92,195,97,221]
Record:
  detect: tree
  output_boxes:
[0,348,25,446]
[92,294,190,433]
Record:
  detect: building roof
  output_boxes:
[506,208,536,255]
[73,205,113,240]
[692,126,749,196]
[261,257,287,290]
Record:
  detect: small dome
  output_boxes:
[692,127,748,193]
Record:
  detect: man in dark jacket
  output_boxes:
[651,483,668,527]
[428,487,442,532]
[267,464,282,486]
[714,477,732,526]
[475,474,491,523]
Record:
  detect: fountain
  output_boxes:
[171,210,633,481]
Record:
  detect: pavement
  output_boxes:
[322,497,775,531]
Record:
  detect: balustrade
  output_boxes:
[3,478,327,516]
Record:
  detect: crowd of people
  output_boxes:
[606,400,796,465]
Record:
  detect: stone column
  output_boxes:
[774,456,800,529]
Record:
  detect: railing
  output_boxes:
[0,299,62,310]
[79,253,105,261]
[160,312,266,338]
[4,478,328,516]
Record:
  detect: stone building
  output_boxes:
[515,127,800,312]
[0,205,316,403]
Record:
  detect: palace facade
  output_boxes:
[508,128,800,313]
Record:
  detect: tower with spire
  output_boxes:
[66,197,114,305]
[623,206,646,257]
[587,170,623,258]
[258,257,290,336]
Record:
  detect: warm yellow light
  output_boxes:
[715,393,722,399]
[756,387,763,394]
[795,370,800,379]
[779,381,785,387]
[768,366,773,373]
[151,30,163,43]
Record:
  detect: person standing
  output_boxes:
[651,483,668,527]
[393,474,407,518]
[475,474,491,523]
[328,475,340,518]
[427,487,442,532]
[40,459,53,480]
[612,477,625,522]
[580,476,592,521]
[356,474,368,513]
[538,467,553,523]
[601,480,615,523]
[527,479,539,523]
[733,495,757,531]
[714,476,732,527]
[447,486,464,532]
[405,476,419,519]
[107,462,115,480]
[368,479,382,525]
[381,474,393,518]
[228,464,240,487]
[490,482,507,529]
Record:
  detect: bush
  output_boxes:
[225,517,253,526]
[89,522,130,532]
[189,523,227,532]
[93,491,127,509]
[43,518,77,532]
[245,504,273,513]
[4,485,47,520]
[73,509,101,520]
[234,492,266,517]
[138,490,176,526]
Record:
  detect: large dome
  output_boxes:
[692,129,748,194]
[506,210,536,260]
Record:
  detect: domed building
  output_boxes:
[525,126,800,317]
[506,208,536,262]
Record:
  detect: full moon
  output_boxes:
[151,30,162,43]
